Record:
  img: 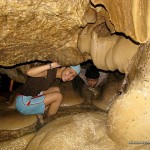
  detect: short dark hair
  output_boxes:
[85,66,100,79]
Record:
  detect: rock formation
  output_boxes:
[0,0,150,149]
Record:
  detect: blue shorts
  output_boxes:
[16,92,45,115]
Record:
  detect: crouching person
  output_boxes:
[78,65,109,104]
[15,62,81,118]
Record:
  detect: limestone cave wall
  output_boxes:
[0,0,149,81]
[0,0,150,147]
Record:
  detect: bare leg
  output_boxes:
[9,79,14,92]
[34,87,61,125]
[44,92,62,116]
[36,114,44,124]
[43,87,62,116]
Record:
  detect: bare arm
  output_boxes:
[27,62,60,77]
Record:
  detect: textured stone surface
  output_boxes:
[0,110,37,142]
[107,43,150,145]
[60,82,84,106]
[93,72,125,111]
[0,0,146,80]
[78,22,139,73]
[0,1,149,149]
[0,0,90,67]
[26,112,110,150]
[0,133,35,150]
[0,0,147,80]
[26,112,145,150]
[61,89,84,107]
[91,0,150,43]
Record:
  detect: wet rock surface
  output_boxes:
[107,43,150,145]
[0,0,89,67]
[0,0,149,149]
[26,112,109,150]
[91,0,150,43]
[0,133,35,150]
[60,82,84,106]
[93,72,125,111]
[26,112,146,150]
[0,110,37,142]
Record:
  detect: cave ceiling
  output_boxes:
[0,0,149,82]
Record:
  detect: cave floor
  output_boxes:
[39,103,106,128]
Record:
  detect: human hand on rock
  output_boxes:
[51,62,61,69]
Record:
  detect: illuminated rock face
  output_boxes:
[107,43,150,145]
[0,0,90,67]
[26,112,110,150]
[91,0,150,43]
[78,22,139,73]
[0,0,149,77]
[88,1,150,145]
[0,0,150,147]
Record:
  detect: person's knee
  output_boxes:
[56,92,63,103]
[44,92,63,106]
[44,87,61,94]
[53,87,60,92]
